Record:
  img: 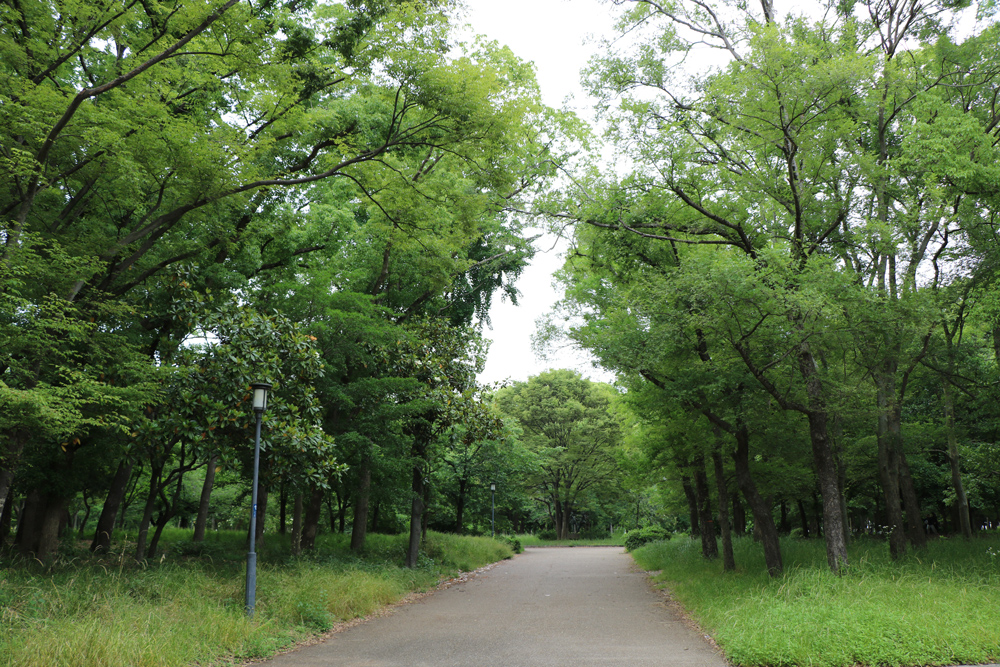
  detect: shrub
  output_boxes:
[625,526,671,552]
[500,535,522,554]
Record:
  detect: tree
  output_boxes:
[544,0,1000,573]
[495,370,622,540]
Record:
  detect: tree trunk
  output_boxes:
[301,486,323,550]
[798,499,810,538]
[455,478,467,532]
[350,459,371,553]
[732,426,783,576]
[0,430,27,525]
[0,485,13,544]
[279,481,287,535]
[694,457,718,560]
[148,468,188,557]
[942,382,972,538]
[17,491,66,561]
[897,450,927,548]
[135,460,165,561]
[193,453,218,542]
[405,460,425,568]
[800,343,849,573]
[291,493,303,556]
[681,474,700,536]
[91,458,134,552]
[779,500,790,534]
[711,447,735,572]
[732,493,746,536]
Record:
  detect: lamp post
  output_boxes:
[246,382,270,618]
[490,482,496,538]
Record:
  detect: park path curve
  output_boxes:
[255,546,727,667]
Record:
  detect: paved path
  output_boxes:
[257,546,727,667]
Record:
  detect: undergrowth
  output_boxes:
[633,534,1000,667]
[0,530,512,667]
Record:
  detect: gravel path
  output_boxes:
[255,546,728,667]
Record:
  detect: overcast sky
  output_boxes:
[462,0,618,386]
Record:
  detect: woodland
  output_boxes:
[2,0,1000,586]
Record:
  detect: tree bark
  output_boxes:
[192,452,218,542]
[135,460,165,561]
[455,478,467,532]
[732,426,782,575]
[801,347,849,573]
[91,457,134,552]
[405,459,425,568]
[350,459,371,553]
[681,474,700,536]
[732,492,746,536]
[291,493,303,556]
[0,430,27,525]
[711,447,735,571]
[897,450,927,548]
[301,486,323,550]
[148,467,188,557]
[798,499,810,538]
[694,456,718,559]
[942,382,972,538]
[279,481,287,535]
[17,490,67,561]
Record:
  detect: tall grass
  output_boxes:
[0,530,512,667]
[633,535,1000,667]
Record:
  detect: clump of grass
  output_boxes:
[633,535,1000,667]
[0,530,512,667]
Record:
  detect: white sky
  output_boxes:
[463,0,618,386]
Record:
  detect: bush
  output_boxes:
[536,529,557,541]
[625,526,671,552]
[500,535,522,554]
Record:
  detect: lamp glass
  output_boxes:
[490,483,495,491]
[252,387,267,410]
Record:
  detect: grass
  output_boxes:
[632,534,1000,667]
[0,529,512,667]
[517,533,626,547]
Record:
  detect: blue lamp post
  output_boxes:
[490,482,496,538]
[246,381,270,618]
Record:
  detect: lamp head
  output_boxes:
[251,382,272,412]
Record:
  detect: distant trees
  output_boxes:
[495,370,623,540]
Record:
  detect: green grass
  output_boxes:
[0,529,512,667]
[632,534,1000,667]
[517,533,626,547]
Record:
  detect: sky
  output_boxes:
[461,0,618,386]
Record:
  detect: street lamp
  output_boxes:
[246,381,271,618]
[490,482,496,538]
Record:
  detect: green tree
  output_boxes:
[495,369,622,540]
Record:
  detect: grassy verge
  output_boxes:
[632,534,1000,667]
[0,530,512,667]
[517,534,625,547]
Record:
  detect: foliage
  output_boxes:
[624,525,671,552]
